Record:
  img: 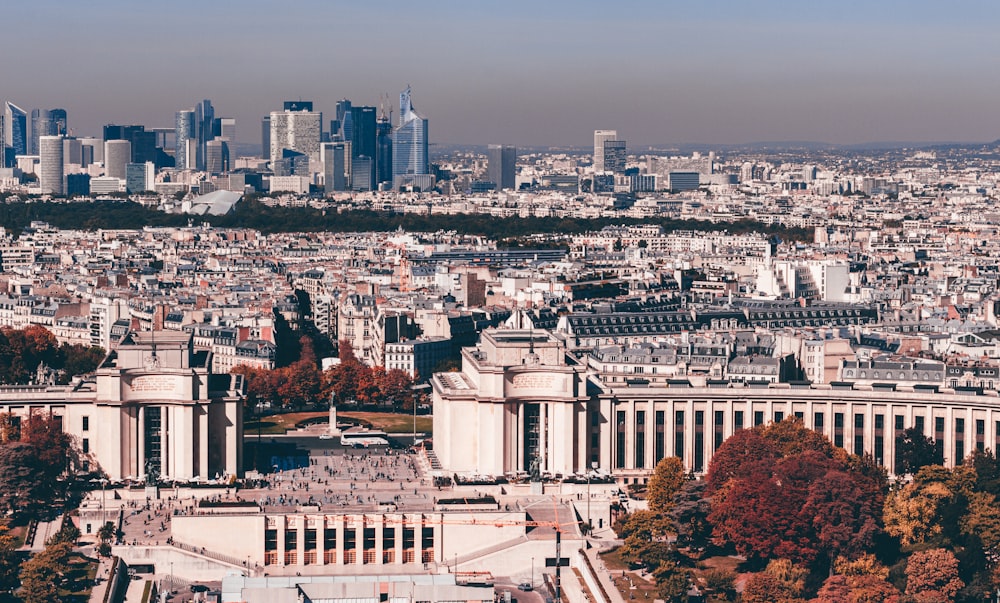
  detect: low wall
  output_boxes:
[112,545,245,582]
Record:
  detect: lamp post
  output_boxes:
[531,556,534,587]
[100,477,107,527]
[587,462,597,534]
[410,383,430,446]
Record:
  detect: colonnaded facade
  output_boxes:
[170,510,527,569]
[0,330,244,481]
[432,328,1000,480]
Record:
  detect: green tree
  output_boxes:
[57,343,105,381]
[647,456,685,514]
[0,523,20,594]
[670,480,711,550]
[703,568,736,602]
[960,492,1000,562]
[894,426,942,476]
[617,510,672,570]
[19,540,72,603]
[765,558,808,599]
[653,558,689,603]
[742,572,803,603]
[0,442,55,517]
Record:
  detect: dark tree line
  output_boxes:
[0,326,104,385]
[0,198,812,242]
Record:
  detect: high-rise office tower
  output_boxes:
[321,142,348,192]
[104,125,158,166]
[269,104,322,165]
[603,139,627,174]
[63,137,82,166]
[80,137,103,163]
[335,99,352,141]
[215,117,236,141]
[487,144,517,191]
[261,116,270,158]
[352,157,373,192]
[351,106,376,190]
[205,139,229,174]
[50,109,67,136]
[375,112,393,188]
[38,135,64,195]
[350,106,376,157]
[198,99,214,171]
[593,130,617,172]
[4,102,27,157]
[104,140,131,180]
[175,110,196,170]
[125,162,155,193]
[392,86,429,184]
[32,110,57,156]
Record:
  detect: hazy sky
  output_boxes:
[5,0,1000,147]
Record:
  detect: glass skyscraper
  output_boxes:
[376,113,393,188]
[3,102,27,164]
[487,144,517,190]
[392,86,429,187]
[175,109,196,170]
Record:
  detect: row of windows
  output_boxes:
[608,407,999,473]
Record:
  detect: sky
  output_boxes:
[4,0,1000,148]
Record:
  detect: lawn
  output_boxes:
[599,549,660,601]
[245,410,432,435]
[58,553,99,603]
[600,547,743,603]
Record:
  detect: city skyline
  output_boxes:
[4,1,1000,148]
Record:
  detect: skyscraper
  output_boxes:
[593,130,617,172]
[198,99,214,171]
[603,139,627,174]
[392,86,429,187]
[63,137,82,166]
[3,102,27,164]
[125,162,155,193]
[32,110,57,156]
[351,106,376,190]
[50,109,67,136]
[104,125,158,166]
[175,110,196,170]
[205,139,229,174]
[104,140,131,180]
[38,135,64,195]
[215,117,236,141]
[270,104,322,165]
[487,144,517,191]
[321,142,348,192]
[335,99,352,141]
[376,111,393,188]
[261,116,270,159]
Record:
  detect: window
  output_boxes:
[82,416,89,431]
[635,411,646,469]
[82,438,89,454]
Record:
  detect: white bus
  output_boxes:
[339,430,389,448]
